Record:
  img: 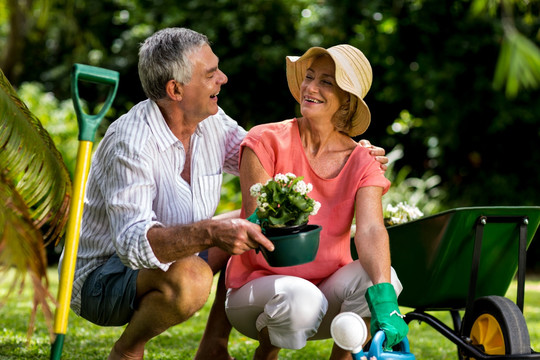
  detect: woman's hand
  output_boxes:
[358,139,388,171]
[365,283,409,351]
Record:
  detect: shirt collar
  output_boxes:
[146,100,207,152]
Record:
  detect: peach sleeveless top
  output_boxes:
[225,118,390,289]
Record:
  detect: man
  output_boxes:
[61,27,387,360]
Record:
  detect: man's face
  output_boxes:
[180,44,228,121]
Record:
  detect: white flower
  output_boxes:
[293,180,308,195]
[384,202,423,225]
[274,173,289,183]
[310,201,321,216]
[250,183,262,197]
[306,183,313,193]
[285,173,296,179]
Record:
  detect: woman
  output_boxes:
[225,45,408,360]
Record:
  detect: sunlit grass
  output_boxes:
[1,269,539,359]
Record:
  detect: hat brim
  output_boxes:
[286,46,371,137]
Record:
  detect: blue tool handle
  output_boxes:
[367,331,415,360]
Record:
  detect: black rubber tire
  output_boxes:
[462,295,531,358]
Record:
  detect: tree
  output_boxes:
[0,68,71,339]
[2,0,540,227]
[307,0,540,208]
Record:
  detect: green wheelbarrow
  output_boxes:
[378,206,540,359]
[50,64,119,360]
[357,206,540,359]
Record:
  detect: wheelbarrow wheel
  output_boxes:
[462,295,531,358]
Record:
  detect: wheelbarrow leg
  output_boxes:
[451,310,464,360]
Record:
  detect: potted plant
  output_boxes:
[250,173,322,267]
[250,173,321,234]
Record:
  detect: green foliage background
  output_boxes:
[3,0,540,264]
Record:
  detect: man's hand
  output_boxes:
[359,139,388,171]
[211,218,274,255]
[147,217,273,263]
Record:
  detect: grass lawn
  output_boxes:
[1,269,540,359]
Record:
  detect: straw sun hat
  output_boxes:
[286,44,373,137]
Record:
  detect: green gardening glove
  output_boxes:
[365,283,409,351]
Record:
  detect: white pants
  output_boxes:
[225,260,403,350]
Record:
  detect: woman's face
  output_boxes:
[299,55,348,121]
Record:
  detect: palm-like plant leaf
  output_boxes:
[0,67,71,339]
[472,0,540,98]
[494,30,540,98]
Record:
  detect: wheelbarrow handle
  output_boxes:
[71,63,119,142]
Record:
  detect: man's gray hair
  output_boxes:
[138,28,210,101]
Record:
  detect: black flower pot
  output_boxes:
[263,223,308,237]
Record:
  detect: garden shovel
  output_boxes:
[50,63,119,360]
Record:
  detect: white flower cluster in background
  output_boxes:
[384,202,424,226]
[350,202,424,237]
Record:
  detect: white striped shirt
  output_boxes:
[62,99,246,314]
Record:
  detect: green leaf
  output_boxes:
[294,213,310,225]
[269,212,295,226]
[288,194,310,211]
[494,29,540,98]
[470,0,499,17]
[0,67,71,339]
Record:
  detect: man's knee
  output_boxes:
[140,256,214,318]
[170,256,213,310]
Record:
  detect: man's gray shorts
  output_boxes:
[80,254,139,326]
[80,252,210,326]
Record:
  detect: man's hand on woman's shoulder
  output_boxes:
[359,139,388,171]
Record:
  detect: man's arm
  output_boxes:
[147,217,274,264]
[105,139,270,269]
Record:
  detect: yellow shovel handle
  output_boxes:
[53,141,93,333]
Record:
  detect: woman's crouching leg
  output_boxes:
[226,275,328,350]
[314,261,403,340]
